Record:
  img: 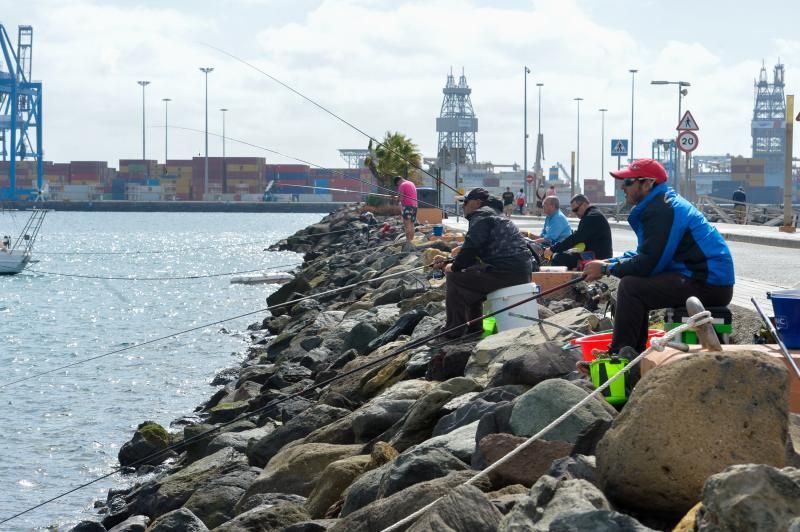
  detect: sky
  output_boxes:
[2,0,799,194]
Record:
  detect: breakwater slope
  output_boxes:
[71,206,800,532]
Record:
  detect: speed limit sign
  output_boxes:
[677,130,698,153]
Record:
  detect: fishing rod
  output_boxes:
[165,125,462,217]
[0,274,585,526]
[273,183,396,199]
[203,44,459,197]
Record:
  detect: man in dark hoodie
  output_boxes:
[433,188,535,338]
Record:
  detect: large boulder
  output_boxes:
[696,464,800,531]
[339,463,390,517]
[488,341,581,387]
[182,465,261,528]
[305,455,372,519]
[498,475,611,531]
[244,443,363,499]
[549,510,655,531]
[408,421,480,464]
[146,508,208,532]
[509,379,615,443]
[246,404,350,467]
[118,421,171,468]
[213,503,311,532]
[596,351,789,517]
[107,515,149,532]
[465,307,593,384]
[406,484,504,532]
[377,447,470,498]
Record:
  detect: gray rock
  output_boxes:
[146,508,208,532]
[305,455,371,518]
[597,351,790,517]
[509,379,615,444]
[234,492,307,516]
[411,315,443,340]
[547,454,597,483]
[433,398,502,437]
[489,341,581,387]
[266,363,313,389]
[206,424,275,456]
[410,421,480,464]
[247,404,350,467]
[339,463,390,517]
[283,520,339,532]
[471,402,514,469]
[697,464,800,532]
[300,336,323,351]
[405,349,434,377]
[499,476,611,531]
[118,421,171,468]
[351,400,415,442]
[343,321,379,355]
[277,396,314,423]
[300,347,335,373]
[406,484,504,532]
[235,364,278,386]
[329,471,490,532]
[107,515,149,532]
[378,446,470,498]
[183,465,260,528]
[213,503,311,532]
[549,510,656,531]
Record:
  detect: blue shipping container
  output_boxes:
[313,179,329,194]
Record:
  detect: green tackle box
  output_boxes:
[665,306,732,345]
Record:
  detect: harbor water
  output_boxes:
[0,211,321,530]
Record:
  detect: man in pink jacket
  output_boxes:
[394,175,418,245]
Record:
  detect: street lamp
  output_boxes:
[524,66,530,206]
[137,81,150,178]
[629,68,638,162]
[199,67,214,198]
[221,108,228,194]
[651,80,690,191]
[162,98,171,172]
[574,97,583,194]
[535,82,544,202]
[599,108,608,195]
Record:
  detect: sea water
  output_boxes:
[0,211,321,530]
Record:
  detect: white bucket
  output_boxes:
[483,282,539,332]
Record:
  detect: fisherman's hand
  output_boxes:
[583,260,606,282]
[451,245,462,258]
[432,256,446,270]
[444,263,453,273]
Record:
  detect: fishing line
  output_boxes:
[0,275,583,526]
[0,264,428,390]
[203,43,458,196]
[22,265,292,281]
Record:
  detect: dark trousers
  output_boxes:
[551,252,580,270]
[445,267,531,334]
[609,273,733,354]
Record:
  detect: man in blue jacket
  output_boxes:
[584,159,734,355]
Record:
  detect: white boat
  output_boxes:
[0,209,47,275]
[230,271,294,285]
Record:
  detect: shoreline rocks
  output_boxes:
[78,206,800,532]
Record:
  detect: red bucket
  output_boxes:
[571,329,665,362]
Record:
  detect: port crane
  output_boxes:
[0,24,43,200]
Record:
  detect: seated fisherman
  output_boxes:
[433,188,534,338]
[583,158,734,356]
[527,196,571,246]
[543,194,612,269]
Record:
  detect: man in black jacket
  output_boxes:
[544,194,612,270]
[433,188,534,338]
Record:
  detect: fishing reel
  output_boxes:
[575,280,614,313]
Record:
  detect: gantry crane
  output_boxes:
[0,24,43,200]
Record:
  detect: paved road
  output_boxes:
[505,219,797,289]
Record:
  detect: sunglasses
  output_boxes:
[621,178,653,187]
[571,204,582,213]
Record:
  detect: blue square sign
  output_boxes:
[611,139,628,157]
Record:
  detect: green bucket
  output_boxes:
[482,317,497,337]
[590,357,629,406]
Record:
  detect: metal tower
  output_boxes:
[436,68,478,167]
[752,61,786,186]
[0,24,43,200]
[338,149,370,168]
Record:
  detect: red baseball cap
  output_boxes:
[610,158,668,184]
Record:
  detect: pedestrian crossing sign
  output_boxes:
[610,139,628,156]
[676,110,699,131]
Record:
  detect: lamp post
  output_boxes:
[137,81,150,178]
[199,67,214,198]
[524,66,530,207]
[629,68,638,162]
[651,80,690,192]
[221,108,228,194]
[535,82,544,202]
[599,108,608,195]
[574,97,583,194]
[162,98,171,172]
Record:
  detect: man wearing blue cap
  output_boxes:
[584,158,734,355]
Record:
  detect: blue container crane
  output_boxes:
[0,24,43,201]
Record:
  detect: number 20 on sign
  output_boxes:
[677,130,698,153]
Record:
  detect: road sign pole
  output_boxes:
[685,152,691,202]
[782,95,795,233]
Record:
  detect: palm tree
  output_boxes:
[364,131,423,189]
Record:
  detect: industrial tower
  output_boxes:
[752,61,786,187]
[436,68,478,168]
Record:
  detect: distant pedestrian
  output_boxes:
[732,186,747,224]
[501,187,515,217]
[515,188,526,215]
[547,184,556,197]
[394,175,418,245]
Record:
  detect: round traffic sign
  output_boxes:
[677,130,699,153]
[526,174,534,184]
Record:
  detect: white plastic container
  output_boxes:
[483,282,540,332]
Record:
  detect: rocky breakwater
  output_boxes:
[72,205,800,532]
